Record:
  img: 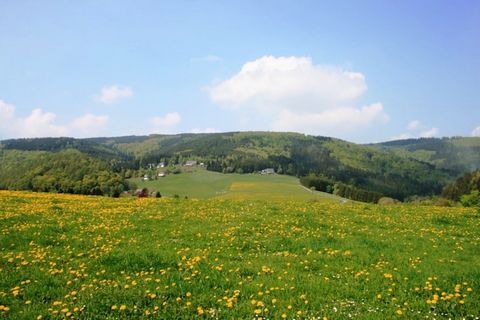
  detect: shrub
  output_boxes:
[377,197,400,205]
[460,190,480,207]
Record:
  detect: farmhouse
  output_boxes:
[185,160,197,166]
[261,168,275,175]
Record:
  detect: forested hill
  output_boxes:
[1,132,478,200]
[370,137,480,174]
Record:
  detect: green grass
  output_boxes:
[0,191,479,319]
[131,168,339,201]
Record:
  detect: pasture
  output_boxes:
[131,169,339,201]
[0,191,479,319]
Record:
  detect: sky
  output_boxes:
[1,0,479,143]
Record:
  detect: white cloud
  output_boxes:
[70,114,109,137]
[0,100,15,123]
[472,126,480,137]
[19,108,68,137]
[207,56,387,136]
[419,127,439,138]
[407,120,421,130]
[150,112,181,133]
[390,133,414,140]
[272,103,389,134]
[191,127,219,134]
[0,100,108,138]
[392,120,439,140]
[96,85,133,104]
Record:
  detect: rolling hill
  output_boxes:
[370,137,480,174]
[131,167,341,201]
[2,132,479,200]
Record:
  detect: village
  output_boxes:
[141,160,276,182]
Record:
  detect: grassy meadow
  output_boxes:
[131,169,340,201]
[0,190,479,319]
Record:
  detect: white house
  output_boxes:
[185,160,197,166]
[261,168,275,175]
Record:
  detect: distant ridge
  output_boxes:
[2,132,479,200]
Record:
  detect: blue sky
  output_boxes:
[1,0,479,142]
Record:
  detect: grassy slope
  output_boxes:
[131,168,340,201]
[0,191,478,319]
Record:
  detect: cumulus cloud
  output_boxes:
[96,85,133,104]
[472,126,480,137]
[19,109,69,137]
[150,112,181,133]
[272,103,389,134]
[207,56,388,136]
[0,100,108,138]
[392,120,439,140]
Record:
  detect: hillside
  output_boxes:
[1,132,474,200]
[131,167,341,201]
[370,137,480,174]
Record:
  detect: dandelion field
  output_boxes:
[0,191,479,319]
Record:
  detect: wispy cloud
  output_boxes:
[96,85,133,104]
[472,126,480,137]
[190,55,222,63]
[391,120,439,140]
[191,127,219,134]
[150,112,181,133]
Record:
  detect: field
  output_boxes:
[131,169,340,201]
[0,191,479,319]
